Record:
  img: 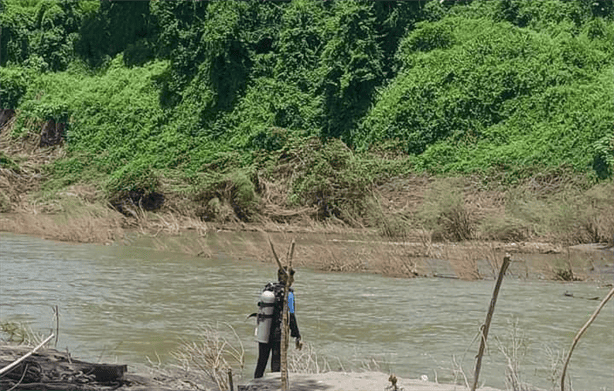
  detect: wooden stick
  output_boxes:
[267,236,291,391]
[286,240,295,262]
[471,254,511,391]
[0,333,54,376]
[280,240,295,391]
[53,305,59,348]
[227,368,234,391]
[268,237,284,271]
[561,286,614,391]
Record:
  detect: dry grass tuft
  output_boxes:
[478,215,532,242]
[0,321,44,345]
[418,178,475,242]
[171,323,245,391]
[288,342,331,374]
[495,319,532,391]
[363,196,412,239]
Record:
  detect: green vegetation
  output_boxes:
[0,0,612,239]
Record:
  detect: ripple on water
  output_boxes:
[0,232,612,391]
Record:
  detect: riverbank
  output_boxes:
[0,343,504,391]
[2,113,613,282]
[2,205,613,284]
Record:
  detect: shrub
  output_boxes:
[569,183,614,244]
[0,192,10,213]
[358,13,613,181]
[0,67,27,109]
[105,159,163,216]
[318,1,384,140]
[193,169,259,222]
[364,196,411,239]
[398,19,456,54]
[0,0,36,66]
[289,138,373,222]
[479,215,532,242]
[0,151,19,171]
[418,178,474,241]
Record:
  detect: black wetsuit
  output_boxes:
[254,282,300,378]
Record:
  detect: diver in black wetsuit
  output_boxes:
[254,268,301,378]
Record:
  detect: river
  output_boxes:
[1,232,612,390]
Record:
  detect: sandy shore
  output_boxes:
[237,372,503,391]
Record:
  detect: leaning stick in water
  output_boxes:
[0,333,55,376]
[472,254,511,391]
[561,286,614,391]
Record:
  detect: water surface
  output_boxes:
[1,232,612,390]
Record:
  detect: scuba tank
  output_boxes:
[255,290,276,343]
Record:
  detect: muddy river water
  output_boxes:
[1,232,613,390]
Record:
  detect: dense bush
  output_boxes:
[286,138,375,221]
[2,0,612,221]
[0,67,27,109]
[358,11,613,177]
[105,158,163,215]
[192,169,260,222]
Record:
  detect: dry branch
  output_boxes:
[0,333,54,376]
[471,254,511,391]
[561,286,614,391]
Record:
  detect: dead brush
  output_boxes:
[543,346,565,390]
[140,210,209,237]
[575,209,614,245]
[0,207,124,243]
[172,323,244,391]
[364,195,412,239]
[369,244,422,278]
[0,321,44,345]
[545,250,584,281]
[288,342,331,374]
[478,215,532,242]
[418,178,475,242]
[495,318,532,391]
[447,248,481,281]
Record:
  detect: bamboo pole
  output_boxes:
[561,286,614,391]
[0,333,54,376]
[471,254,511,391]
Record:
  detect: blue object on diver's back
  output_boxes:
[288,291,295,313]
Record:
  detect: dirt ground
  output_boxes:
[117,370,505,391]
[237,371,503,391]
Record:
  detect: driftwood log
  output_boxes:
[0,344,127,391]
